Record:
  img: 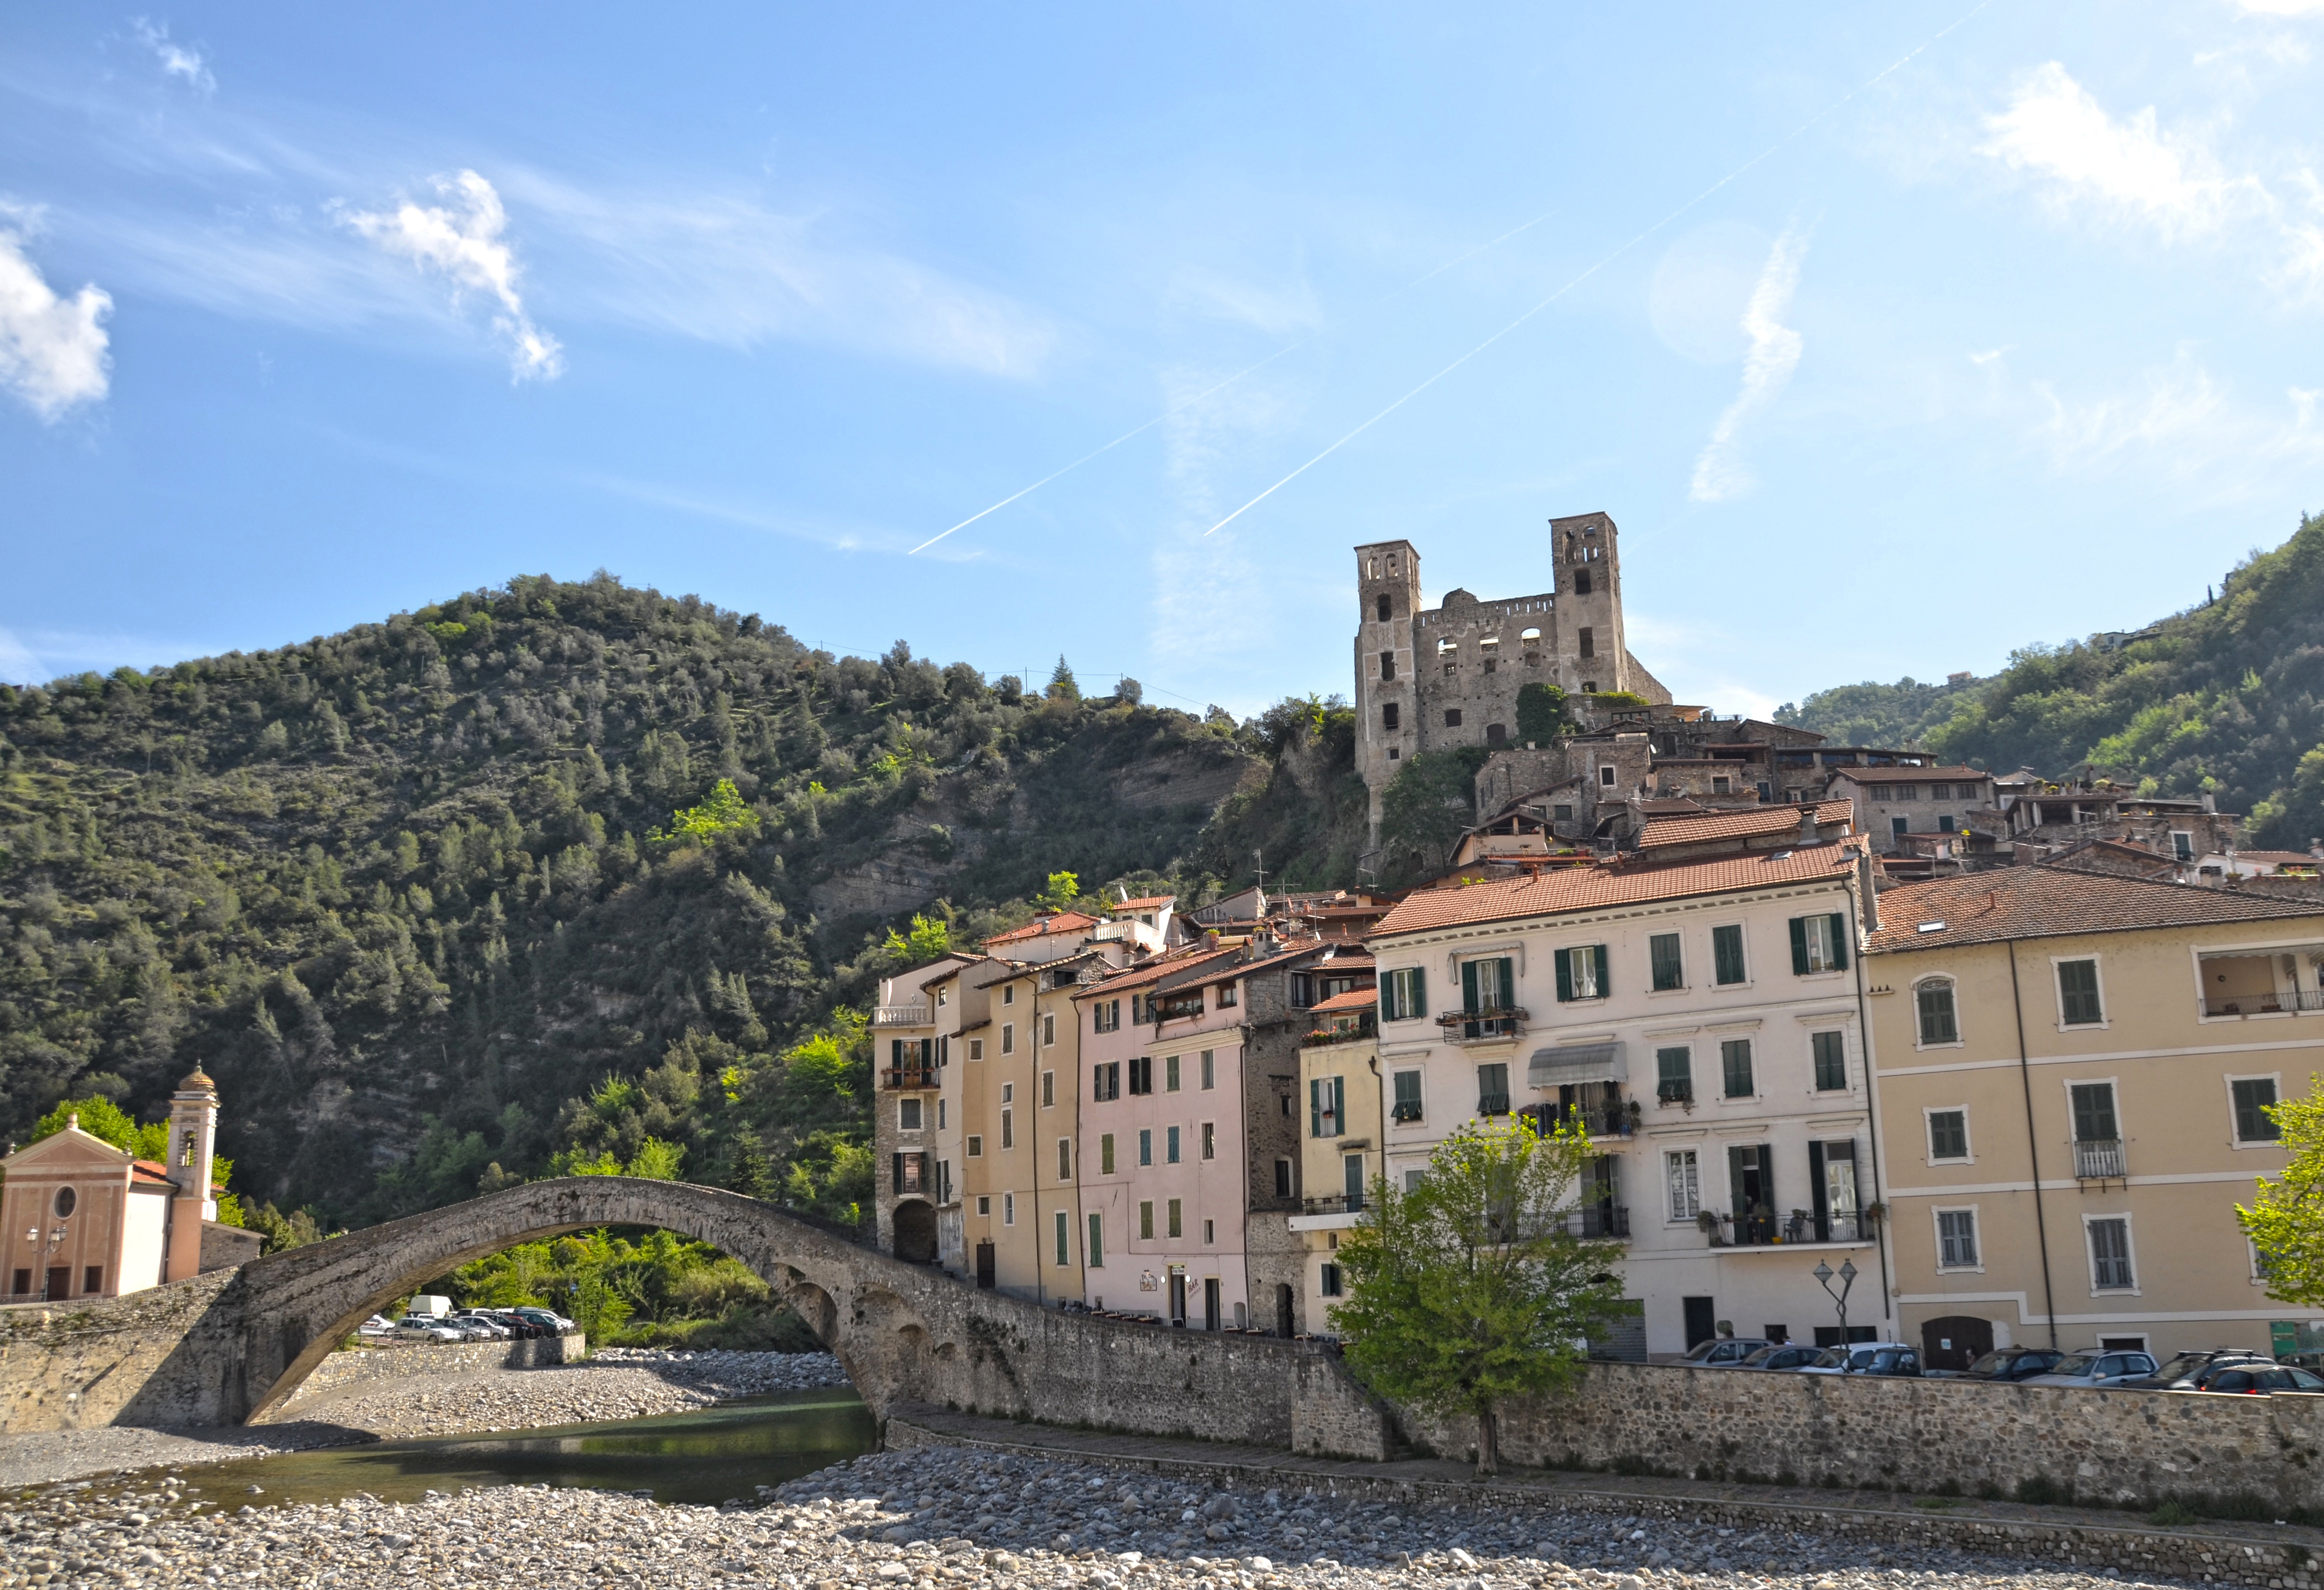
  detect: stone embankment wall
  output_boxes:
[1402,1361,2324,1511]
[0,1271,237,1432]
[278,1334,584,1406]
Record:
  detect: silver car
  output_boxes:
[2021,1350,2158,1389]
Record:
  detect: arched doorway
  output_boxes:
[1920,1314,1994,1372]
[892,1200,937,1264]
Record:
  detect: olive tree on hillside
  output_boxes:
[1330,1114,1624,1476]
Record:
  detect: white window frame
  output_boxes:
[1001,1022,1016,1055]
[966,1135,983,1157]
[968,1038,984,1061]
[1201,1121,1216,1160]
[1911,974,1964,1050]
[1708,921,1751,988]
[2050,954,2110,1031]
[1923,1105,1974,1164]
[1933,1205,1983,1273]
[1808,1027,1851,1093]
[898,1099,922,1131]
[976,1195,990,1216]
[2225,1070,2285,1149]
[1057,1137,1072,1182]
[2172,831,2194,860]
[1042,1012,1056,1047]
[1041,1069,1055,1109]
[1665,1149,1700,1223]
[2083,1212,2138,1295]
[1003,984,1015,1006]
[2061,1074,2123,1152]
[1003,1192,1015,1226]
[1000,1108,1013,1150]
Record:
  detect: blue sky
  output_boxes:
[6,4,2324,720]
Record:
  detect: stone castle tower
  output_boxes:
[1354,511,1670,835]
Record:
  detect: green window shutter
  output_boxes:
[891,1039,904,1067]
[1310,1079,1323,1138]
[1496,957,1515,1008]
[1788,917,1810,976]
[1592,945,1610,994]
[1332,1077,1345,1134]
[1411,967,1426,1018]
[1555,948,1574,1002]
[1379,981,1397,1022]
[1462,959,1480,1012]
[1828,913,1849,971]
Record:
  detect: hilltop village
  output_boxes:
[875,512,2323,1367]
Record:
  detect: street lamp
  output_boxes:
[28,1224,68,1302]
[1813,1258,1858,1353]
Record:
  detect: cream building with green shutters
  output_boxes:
[1365,806,1894,1359]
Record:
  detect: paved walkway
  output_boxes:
[886,1402,2324,1579]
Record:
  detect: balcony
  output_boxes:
[882,1067,939,1091]
[1303,1011,1378,1046]
[2203,988,2324,1018]
[1302,1192,1367,1216]
[873,1004,932,1027]
[1439,1006,1528,1043]
[2073,1136,2126,1179]
[1390,1100,1424,1124]
[1529,1101,1636,1139]
[1558,1204,1630,1239]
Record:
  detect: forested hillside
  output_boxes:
[1780,510,2324,847]
[0,574,1361,1231]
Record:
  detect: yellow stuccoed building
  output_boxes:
[1865,867,2323,1369]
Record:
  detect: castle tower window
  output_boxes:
[1445,708,1464,729]
[1479,636,1499,674]
[1379,651,1396,681]
[1578,626,1596,659]
[1575,567,1592,596]
[1376,593,1391,622]
[1382,703,1400,731]
[1486,723,1507,746]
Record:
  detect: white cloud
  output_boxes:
[338,170,562,381]
[131,18,214,94]
[1689,229,1807,505]
[1982,63,2263,241]
[2226,0,2324,14]
[0,627,40,686]
[2026,345,2324,483]
[0,214,113,420]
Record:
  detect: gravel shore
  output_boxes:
[280,1348,852,1439]
[0,1438,2204,1589]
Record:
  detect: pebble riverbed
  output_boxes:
[0,1437,2199,1589]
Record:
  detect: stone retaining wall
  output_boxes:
[888,1415,2324,1590]
[1399,1361,2324,1513]
[279,1333,585,1405]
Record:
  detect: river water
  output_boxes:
[162,1390,874,1511]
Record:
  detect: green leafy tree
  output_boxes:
[1514,683,1574,745]
[1034,871,1081,914]
[30,1095,245,1225]
[649,777,761,845]
[1331,1114,1623,1476]
[1376,748,1490,888]
[2239,1078,2324,1303]
[881,912,952,963]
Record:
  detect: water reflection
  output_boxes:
[173,1390,873,1510]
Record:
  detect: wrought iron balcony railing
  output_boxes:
[1301,1192,1367,1216]
[2203,989,2324,1017]
[1558,1204,1630,1239]
[1439,1006,1528,1042]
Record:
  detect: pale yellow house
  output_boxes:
[1865,868,2323,1368]
[1289,990,1383,1334]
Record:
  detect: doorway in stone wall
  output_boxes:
[1920,1314,1993,1372]
[1276,1283,1294,1337]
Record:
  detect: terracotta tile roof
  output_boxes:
[1829,765,1986,786]
[1865,867,2324,953]
[1637,800,1853,851]
[1113,895,1177,911]
[1074,946,1240,998]
[1307,988,1378,1014]
[1373,843,1863,938]
[132,1160,175,1186]
[2239,851,2320,866]
[1636,798,1710,817]
[983,911,1103,947]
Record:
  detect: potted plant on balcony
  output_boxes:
[1860,1199,1886,1231]
[1623,1098,1643,1135]
[1696,1209,1725,1246]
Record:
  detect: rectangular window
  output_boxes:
[1392,1069,1423,1123]
[1319,1262,1343,1298]
[938,1099,947,1129]
[1938,815,1955,833]
[1666,1150,1700,1221]
[2173,831,2194,860]
[1201,1049,1215,1090]
[1938,1210,1979,1269]
[1166,1054,1181,1092]
[1712,924,1747,986]
[1215,982,1237,1008]
[2233,1078,2282,1144]
[82,1265,101,1295]
[1003,985,1015,1005]
[1093,999,1120,1034]
[1311,1076,1345,1137]
[1380,966,1428,1021]
[1477,1061,1511,1116]
[1928,1109,1969,1161]
[967,1134,983,1157]
[1811,1030,1847,1091]
[1720,1038,1755,1099]
[2090,1218,2134,1290]
[1001,1022,1016,1055]
[1139,1128,1152,1167]
[1167,1198,1183,1239]
[1055,1210,1071,1267]
[1275,1159,1292,1197]
[2070,1081,2119,1144]
[1649,932,1684,992]
[1167,1125,1181,1163]
[1003,1192,1015,1226]
[1092,1061,1120,1102]
[977,1195,990,1217]
[1916,981,1959,1044]
[1001,1082,1013,1104]
[1128,1055,1153,1095]
[1139,1201,1154,1240]
[1382,702,1400,732]
[2057,959,2104,1025]
[1655,1045,1693,1104]
[1087,1213,1104,1267]
[1201,1122,1216,1160]
[1445,708,1463,728]
[1204,1217,1216,1244]
[899,1098,922,1130]
[1380,650,1396,681]
[1554,945,1609,1001]
[1042,1012,1056,1047]
[1579,625,1596,658]
[1057,1138,1072,1181]
[968,1039,984,1061]
[1291,972,1316,1009]
[1041,1070,1055,1108]
[1789,913,1849,975]
[1001,1108,1014,1150]
[1100,1133,1115,1174]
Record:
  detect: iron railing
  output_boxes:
[2203,989,2324,1017]
[881,1067,939,1091]
[1559,1205,1630,1239]
[1530,1102,1636,1138]
[1302,1192,1367,1216]
[2074,1137,2126,1179]
[1439,1006,1528,1041]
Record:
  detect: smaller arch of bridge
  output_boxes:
[228,1178,929,1425]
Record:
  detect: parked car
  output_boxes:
[2188,1364,2324,1395]
[1800,1343,1923,1377]
[356,1314,397,1338]
[485,1310,544,1339]
[1737,1343,1826,1372]
[2020,1350,2159,1389]
[2115,1349,2276,1392]
[1945,1347,2064,1383]
[395,1316,466,1342]
[514,1307,576,1334]
[451,1313,511,1339]
[1679,1337,1774,1367]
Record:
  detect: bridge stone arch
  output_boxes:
[0,1178,1396,1462]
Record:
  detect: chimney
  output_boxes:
[1857,845,1882,934]
[2202,792,2217,814]
[1798,804,1818,845]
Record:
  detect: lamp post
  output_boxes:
[1813,1258,1858,1352]
[27,1224,67,1302]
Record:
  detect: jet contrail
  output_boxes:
[907,207,1568,556]
[1202,0,1991,539]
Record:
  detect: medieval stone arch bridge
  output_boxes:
[0,1178,1391,1459]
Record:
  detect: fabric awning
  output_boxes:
[1526,1041,1626,1088]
